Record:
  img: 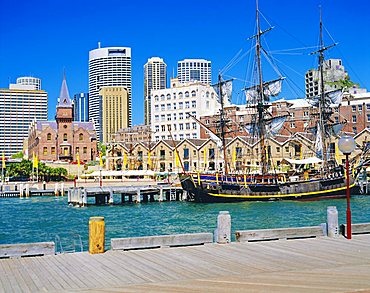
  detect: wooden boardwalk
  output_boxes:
[1,235,370,292]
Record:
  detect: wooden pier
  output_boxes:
[0,234,369,292]
[68,184,184,206]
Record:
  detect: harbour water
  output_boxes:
[1,195,370,251]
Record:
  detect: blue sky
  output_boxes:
[1,0,369,125]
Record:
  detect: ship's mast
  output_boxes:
[255,0,267,174]
[219,74,229,175]
[318,7,327,169]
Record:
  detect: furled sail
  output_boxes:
[266,115,287,136]
[245,78,284,103]
[212,79,233,104]
[307,89,344,108]
[315,122,323,159]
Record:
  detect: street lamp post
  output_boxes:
[338,135,356,240]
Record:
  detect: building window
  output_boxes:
[63,134,67,141]
[303,111,308,117]
[185,101,190,108]
[353,127,357,134]
[290,122,296,128]
[166,94,171,100]
[155,105,159,111]
[51,147,56,155]
[367,114,370,122]
[179,134,184,140]
[183,148,189,159]
[161,125,166,131]
[285,146,289,153]
[155,115,159,122]
[179,113,184,120]
[191,101,196,108]
[191,90,196,97]
[186,123,190,130]
[173,103,177,110]
[335,116,339,123]
[352,115,357,123]
[185,91,189,97]
[276,147,280,153]
[161,104,165,111]
[179,102,183,109]
[179,92,183,98]
[352,105,356,112]
[154,95,159,101]
[160,95,165,101]
[79,133,83,141]
[43,147,47,155]
[155,125,159,132]
[179,124,184,130]
[161,115,165,121]
[367,104,370,111]
[47,133,52,141]
[358,105,363,111]
[167,103,171,110]
[167,114,171,121]
[76,147,80,154]
[192,122,197,129]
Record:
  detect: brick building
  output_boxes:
[28,76,97,162]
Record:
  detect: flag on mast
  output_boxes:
[33,152,38,169]
[76,153,80,168]
[99,151,103,167]
[2,152,5,169]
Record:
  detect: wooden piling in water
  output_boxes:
[89,216,105,254]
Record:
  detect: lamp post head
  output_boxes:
[338,135,356,155]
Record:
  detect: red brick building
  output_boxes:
[28,77,97,162]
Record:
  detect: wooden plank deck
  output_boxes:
[0,235,369,292]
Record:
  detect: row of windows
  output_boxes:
[46,133,85,141]
[154,91,214,101]
[154,101,197,111]
[154,111,197,122]
[352,104,370,111]
[155,133,198,141]
[154,122,198,132]
[42,146,88,155]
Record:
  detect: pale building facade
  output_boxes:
[0,79,47,157]
[150,78,221,142]
[144,57,167,125]
[99,86,129,143]
[177,59,211,84]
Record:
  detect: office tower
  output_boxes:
[0,78,47,157]
[177,59,211,84]
[89,46,132,139]
[144,57,167,125]
[16,76,41,90]
[73,93,89,122]
[99,86,129,143]
[150,78,220,141]
[305,58,348,98]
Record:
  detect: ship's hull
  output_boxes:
[179,173,360,203]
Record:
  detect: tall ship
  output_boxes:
[179,1,359,203]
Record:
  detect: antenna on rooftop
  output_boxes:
[98,41,101,49]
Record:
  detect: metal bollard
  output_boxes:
[327,206,339,237]
[217,211,231,244]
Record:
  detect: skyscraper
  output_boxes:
[177,59,211,84]
[89,46,132,140]
[99,86,129,143]
[0,78,47,157]
[73,93,89,122]
[144,57,167,125]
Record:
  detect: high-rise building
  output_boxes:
[89,46,132,139]
[305,58,348,98]
[16,76,41,90]
[0,78,47,157]
[144,57,167,125]
[177,59,211,84]
[99,86,129,143]
[150,78,220,141]
[73,93,89,122]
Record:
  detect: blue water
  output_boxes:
[1,196,370,251]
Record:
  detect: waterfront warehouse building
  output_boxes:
[89,46,132,141]
[73,92,89,122]
[177,59,211,85]
[0,78,47,157]
[150,78,221,141]
[99,86,130,143]
[144,57,167,126]
[28,76,97,163]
